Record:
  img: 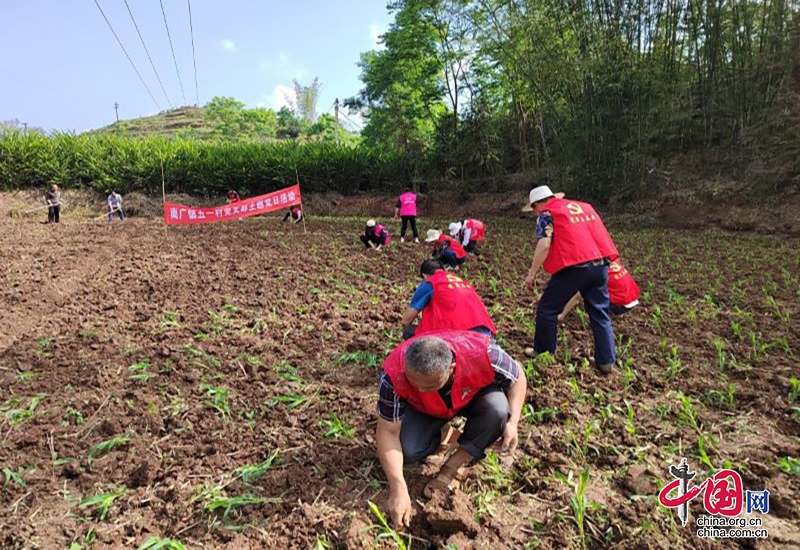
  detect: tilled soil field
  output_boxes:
[0,214,798,549]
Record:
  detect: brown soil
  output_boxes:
[0,210,798,549]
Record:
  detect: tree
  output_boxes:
[204,96,246,138]
[290,78,322,123]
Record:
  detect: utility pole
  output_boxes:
[114,102,120,123]
[334,98,340,145]
[21,122,28,133]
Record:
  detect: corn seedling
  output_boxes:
[128,358,156,382]
[320,413,355,439]
[474,489,498,522]
[313,536,334,550]
[200,383,232,421]
[268,393,308,410]
[788,378,800,403]
[665,345,683,381]
[674,392,700,431]
[78,485,127,521]
[704,384,736,410]
[623,401,636,436]
[275,362,302,383]
[336,350,381,370]
[620,358,636,389]
[62,406,84,426]
[565,421,598,462]
[481,450,511,493]
[696,433,716,472]
[235,451,279,485]
[161,311,181,328]
[554,468,591,548]
[4,393,46,425]
[204,494,281,518]
[2,466,29,488]
[650,304,663,333]
[523,404,559,424]
[366,500,409,550]
[137,538,187,550]
[778,457,800,475]
[88,435,130,461]
[712,338,731,371]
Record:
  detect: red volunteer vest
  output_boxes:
[437,235,467,259]
[382,330,495,419]
[463,219,485,241]
[398,192,417,217]
[608,260,640,307]
[417,271,496,336]
[376,224,391,245]
[541,197,619,274]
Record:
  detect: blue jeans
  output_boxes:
[533,263,616,365]
[108,209,125,222]
[439,249,466,269]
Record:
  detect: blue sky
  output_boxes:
[0,1,391,132]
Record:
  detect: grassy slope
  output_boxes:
[87,106,214,138]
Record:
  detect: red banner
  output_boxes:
[163,185,301,226]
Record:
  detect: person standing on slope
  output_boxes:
[394,188,419,244]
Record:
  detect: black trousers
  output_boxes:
[400,384,509,461]
[400,216,418,239]
[48,205,60,223]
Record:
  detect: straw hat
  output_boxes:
[448,222,462,236]
[425,229,442,242]
[366,219,376,227]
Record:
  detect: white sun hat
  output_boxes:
[425,229,442,242]
[522,186,564,212]
[366,219,376,227]
[448,222,462,236]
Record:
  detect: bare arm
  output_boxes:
[501,366,527,454]
[525,237,551,288]
[401,307,419,328]
[376,417,412,526]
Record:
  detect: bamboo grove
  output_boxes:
[348,0,800,199]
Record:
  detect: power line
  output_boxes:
[122,0,172,108]
[92,0,161,110]
[159,0,187,105]
[187,0,199,105]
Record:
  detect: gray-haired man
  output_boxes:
[376,331,527,526]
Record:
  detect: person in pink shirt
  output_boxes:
[394,188,419,243]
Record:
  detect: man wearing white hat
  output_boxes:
[360,219,390,251]
[522,186,619,373]
[425,229,468,270]
[449,218,486,255]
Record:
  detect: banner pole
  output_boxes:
[295,168,307,235]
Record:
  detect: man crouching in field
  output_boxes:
[375,331,526,526]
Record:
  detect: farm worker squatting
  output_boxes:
[394,188,420,243]
[559,259,640,322]
[401,259,496,341]
[360,219,390,251]
[46,184,61,224]
[282,205,303,223]
[107,191,125,224]
[425,229,468,270]
[376,331,527,527]
[449,218,485,255]
[523,185,619,374]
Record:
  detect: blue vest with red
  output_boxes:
[542,197,618,274]
[382,330,495,419]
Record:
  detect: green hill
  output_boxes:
[89,106,214,138]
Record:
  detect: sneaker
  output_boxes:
[414,238,420,244]
[596,363,613,374]
[400,237,405,243]
[523,348,538,358]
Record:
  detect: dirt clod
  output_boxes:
[425,490,479,537]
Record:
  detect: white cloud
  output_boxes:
[369,23,385,48]
[259,84,295,111]
[219,39,237,52]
